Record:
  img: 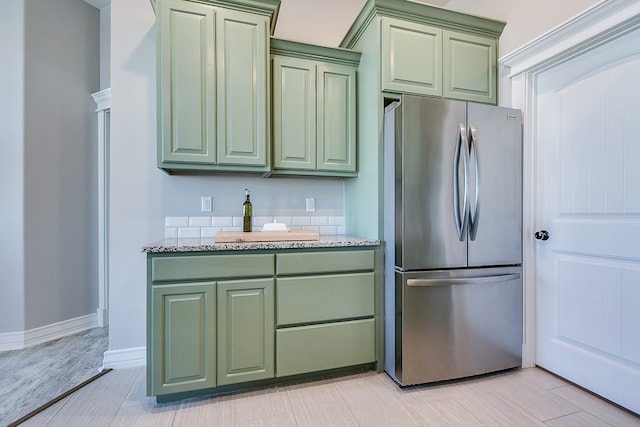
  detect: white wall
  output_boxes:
[444,0,601,56]
[0,0,26,334]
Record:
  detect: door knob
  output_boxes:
[534,230,550,241]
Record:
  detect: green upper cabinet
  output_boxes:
[272,55,316,171]
[271,38,360,177]
[343,0,505,106]
[155,0,279,173]
[379,15,498,103]
[381,17,442,97]
[443,30,497,104]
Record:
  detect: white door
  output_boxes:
[535,48,640,413]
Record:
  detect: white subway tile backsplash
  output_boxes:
[201,226,222,238]
[189,216,212,227]
[164,215,344,238]
[292,216,311,226]
[212,216,233,227]
[320,225,338,235]
[166,216,189,227]
[253,216,274,227]
[177,227,201,238]
[274,216,292,225]
[310,216,329,226]
[328,216,345,226]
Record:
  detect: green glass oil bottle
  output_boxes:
[243,189,252,232]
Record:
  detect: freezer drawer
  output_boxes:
[385,267,522,386]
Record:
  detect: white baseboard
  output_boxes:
[96,307,109,328]
[0,331,25,352]
[0,313,99,351]
[103,346,146,369]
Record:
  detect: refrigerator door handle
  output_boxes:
[453,123,469,241]
[468,125,480,241]
[407,273,521,287]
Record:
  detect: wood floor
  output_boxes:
[20,366,640,426]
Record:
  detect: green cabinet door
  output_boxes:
[216,9,269,167]
[150,282,216,396]
[157,0,216,165]
[317,64,357,173]
[270,38,360,176]
[443,30,497,104]
[272,56,316,170]
[381,17,442,97]
[217,278,275,385]
[155,0,276,172]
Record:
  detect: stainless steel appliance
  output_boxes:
[383,95,523,386]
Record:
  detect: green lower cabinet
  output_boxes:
[147,247,379,400]
[150,282,216,396]
[217,279,275,385]
[276,319,375,377]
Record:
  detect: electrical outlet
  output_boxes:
[201,196,212,213]
[305,197,316,212]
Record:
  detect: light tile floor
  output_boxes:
[21,364,640,426]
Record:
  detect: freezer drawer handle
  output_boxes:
[407,273,521,287]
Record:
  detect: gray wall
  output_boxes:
[100,4,110,90]
[0,0,26,334]
[0,0,100,334]
[23,0,100,330]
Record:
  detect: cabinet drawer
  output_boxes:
[277,273,374,325]
[276,319,375,377]
[151,254,274,282]
[276,250,374,276]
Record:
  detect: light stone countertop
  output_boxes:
[142,235,380,253]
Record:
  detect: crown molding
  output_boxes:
[92,88,111,112]
[500,0,640,76]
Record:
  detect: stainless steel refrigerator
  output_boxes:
[383,94,523,386]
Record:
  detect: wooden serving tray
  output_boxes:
[214,230,320,243]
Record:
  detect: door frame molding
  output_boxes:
[500,0,640,368]
[92,88,111,328]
